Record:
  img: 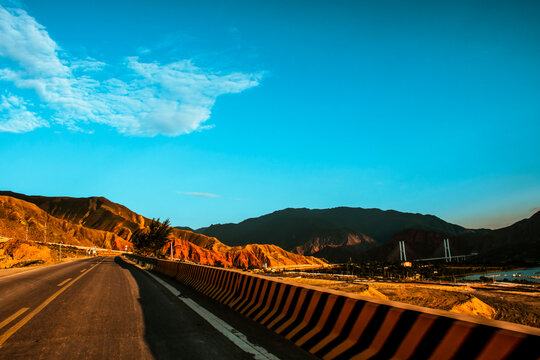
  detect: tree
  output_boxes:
[131,218,173,258]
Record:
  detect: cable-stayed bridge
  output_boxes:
[398,238,478,263]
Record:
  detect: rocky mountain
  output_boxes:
[451,210,540,263]
[198,207,472,259]
[174,226,195,232]
[170,241,326,268]
[0,191,148,240]
[0,195,130,250]
[292,228,378,255]
[352,211,540,264]
[342,228,454,263]
[0,192,325,268]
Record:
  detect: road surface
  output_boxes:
[0,257,316,360]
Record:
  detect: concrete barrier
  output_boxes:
[124,255,540,360]
[156,260,178,278]
[128,254,157,269]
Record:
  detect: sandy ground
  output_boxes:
[0,239,91,271]
[276,276,540,328]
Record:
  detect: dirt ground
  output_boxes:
[0,239,88,269]
[276,276,540,328]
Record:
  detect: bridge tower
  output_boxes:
[398,241,407,262]
[443,238,452,262]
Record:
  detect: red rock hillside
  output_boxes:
[0,192,326,268]
[0,196,130,251]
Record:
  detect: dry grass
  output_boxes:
[0,239,54,268]
[276,277,388,300]
[276,276,540,328]
[473,290,540,328]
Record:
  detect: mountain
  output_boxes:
[0,191,147,240]
[175,226,194,232]
[451,210,540,263]
[354,211,540,264]
[0,195,130,250]
[333,228,454,263]
[0,192,325,268]
[0,191,220,250]
[292,228,377,255]
[197,207,472,259]
[170,241,325,269]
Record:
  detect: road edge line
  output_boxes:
[144,270,280,360]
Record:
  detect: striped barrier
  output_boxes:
[126,255,540,360]
[128,253,157,269]
[156,260,179,278]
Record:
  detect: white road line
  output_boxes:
[144,270,280,360]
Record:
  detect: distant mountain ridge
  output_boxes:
[452,210,540,263]
[292,228,377,255]
[3,191,535,264]
[356,211,540,264]
[300,213,540,264]
[197,207,473,259]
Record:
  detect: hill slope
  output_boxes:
[0,195,130,250]
[0,192,325,268]
[0,191,148,240]
[355,211,540,263]
[198,207,472,259]
[452,210,540,263]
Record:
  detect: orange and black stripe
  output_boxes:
[127,255,540,360]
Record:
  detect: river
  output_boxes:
[461,266,540,283]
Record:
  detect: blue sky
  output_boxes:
[0,0,539,229]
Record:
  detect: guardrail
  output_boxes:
[124,254,540,360]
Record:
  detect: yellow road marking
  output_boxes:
[57,278,72,287]
[0,261,102,348]
[80,269,86,273]
[0,308,29,331]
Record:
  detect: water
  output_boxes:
[461,266,540,283]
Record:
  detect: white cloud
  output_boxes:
[0,92,47,132]
[0,7,68,77]
[0,5,261,136]
[180,191,220,198]
[70,57,107,72]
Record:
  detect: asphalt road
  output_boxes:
[0,257,316,360]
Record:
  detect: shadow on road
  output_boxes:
[113,256,253,360]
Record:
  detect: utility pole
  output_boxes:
[59,242,62,262]
[44,218,47,243]
[26,224,28,241]
[170,242,174,261]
